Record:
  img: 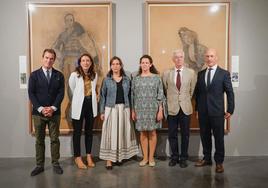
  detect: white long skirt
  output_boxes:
[99,104,139,162]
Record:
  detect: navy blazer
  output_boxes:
[28,67,65,116]
[194,66,234,116]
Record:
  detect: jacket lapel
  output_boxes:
[200,69,207,89]
[207,66,220,90]
[170,69,179,92]
[181,68,189,85]
[38,67,49,85]
[49,68,58,87]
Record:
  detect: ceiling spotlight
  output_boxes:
[210,5,219,13]
[28,4,36,12]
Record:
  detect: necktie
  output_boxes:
[176,69,181,91]
[207,68,212,87]
[46,70,50,84]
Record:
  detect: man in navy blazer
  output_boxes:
[28,49,65,176]
[194,48,234,173]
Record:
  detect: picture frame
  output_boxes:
[146,2,230,132]
[28,2,112,134]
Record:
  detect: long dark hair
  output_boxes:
[138,54,159,75]
[76,53,96,80]
[107,56,126,77]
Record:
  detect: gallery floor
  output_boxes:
[0,156,267,188]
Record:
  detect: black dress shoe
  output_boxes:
[53,165,63,174]
[30,166,44,176]
[179,160,188,168]
[115,162,122,166]
[105,165,113,170]
[168,160,178,167]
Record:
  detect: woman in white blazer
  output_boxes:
[69,53,100,169]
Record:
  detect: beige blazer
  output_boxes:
[162,67,197,116]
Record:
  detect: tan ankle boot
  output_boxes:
[87,154,95,168]
[74,157,87,169]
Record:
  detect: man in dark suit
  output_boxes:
[28,49,65,176]
[194,48,234,173]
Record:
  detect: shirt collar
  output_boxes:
[175,66,184,72]
[207,64,218,71]
[42,67,52,72]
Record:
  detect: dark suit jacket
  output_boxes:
[194,66,234,116]
[28,67,65,116]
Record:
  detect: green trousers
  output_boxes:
[32,115,60,166]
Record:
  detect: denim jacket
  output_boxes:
[99,75,131,114]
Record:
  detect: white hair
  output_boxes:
[172,49,185,57]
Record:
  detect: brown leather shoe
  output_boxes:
[215,164,224,173]
[87,154,95,168]
[195,159,212,167]
[75,157,87,169]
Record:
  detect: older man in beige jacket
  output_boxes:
[162,49,196,168]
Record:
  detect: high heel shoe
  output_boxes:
[74,157,87,169]
[106,161,113,170]
[105,165,113,170]
[87,155,95,168]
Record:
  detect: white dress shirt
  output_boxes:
[42,67,52,79]
[205,64,217,86]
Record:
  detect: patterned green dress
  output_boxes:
[131,74,165,131]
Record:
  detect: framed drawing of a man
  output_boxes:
[146,2,230,132]
[28,2,112,134]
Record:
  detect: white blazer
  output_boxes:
[69,72,98,119]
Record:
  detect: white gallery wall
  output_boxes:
[0,0,268,157]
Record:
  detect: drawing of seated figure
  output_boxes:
[178,27,207,72]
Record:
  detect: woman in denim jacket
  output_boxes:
[99,56,139,170]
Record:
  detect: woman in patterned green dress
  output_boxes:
[131,55,165,167]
